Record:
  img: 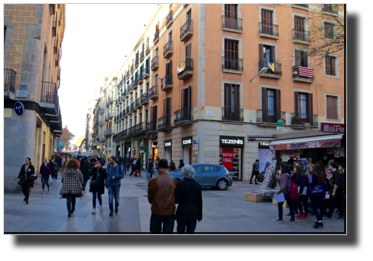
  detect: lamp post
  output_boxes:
[249,67,267,82]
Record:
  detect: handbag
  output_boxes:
[90,179,97,189]
[17,176,26,186]
[48,176,54,186]
[310,183,326,197]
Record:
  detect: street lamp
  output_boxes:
[249,67,267,82]
[143,72,163,80]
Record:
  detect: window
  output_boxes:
[268,90,274,116]
[224,39,239,70]
[295,49,308,67]
[294,92,313,122]
[299,93,307,118]
[204,166,219,172]
[261,88,281,122]
[327,96,338,119]
[165,61,172,84]
[259,44,275,71]
[224,4,238,28]
[193,165,203,172]
[325,55,336,76]
[185,43,192,59]
[294,16,306,40]
[224,83,241,121]
[261,9,273,34]
[324,22,334,39]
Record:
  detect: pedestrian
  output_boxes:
[16,157,35,204]
[178,159,184,169]
[39,157,52,193]
[90,159,107,214]
[80,157,91,192]
[147,158,154,182]
[61,156,66,170]
[135,157,142,177]
[273,165,295,222]
[146,158,150,182]
[148,159,178,233]
[55,154,62,179]
[60,159,84,217]
[126,156,130,171]
[131,157,137,176]
[307,165,315,215]
[250,159,260,184]
[286,164,299,217]
[311,163,326,229]
[338,164,346,216]
[294,165,309,220]
[50,155,58,179]
[89,158,97,172]
[316,160,330,214]
[175,165,203,233]
[105,157,124,216]
[324,161,344,220]
[121,156,127,175]
[169,160,176,172]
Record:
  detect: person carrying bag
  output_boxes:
[16,157,35,204]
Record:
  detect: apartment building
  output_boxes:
[4,4,65,192]
[108,4,344,181]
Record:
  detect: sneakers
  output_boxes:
[313,222,324,229]
[296,214,303,219]
[92,208,96,214]
[273,218,283,222]
[109,211,114,217]
[300,215,308,220]
[287,219,295,222]
[115,205,119,213]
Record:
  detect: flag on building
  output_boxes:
[268,61,275,72]
[298,66,313,77]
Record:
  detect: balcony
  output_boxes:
[222,57,243,74]
[57,67,60,81]
[259,22,279,39]
[135,57,139,69]
[292,66,314,83]
[109,97,113,104]
[177,58,193,80]
[154,29,159,44]
[222,16,242,33]
[140,93,149,105]
[135,98,141,109]
[174,107,193,126]
[144,67,150,79]
[55,52,59,67]
[149,85,158,100]
[322,5,338,15]
[166,10,173,27]
[146,121,157,133]
[163,40,173,58]
[180,20,193,41]
[131,65,134,74]
[128,123,145,136]
[126,71,129,79]
[126,106,130,115]
[106,101,109,107]
[140,51,144,62]
[158,115,173,131]
[133,78,139,90]
[162,73,173,92]
[54,35,58,54]
[105,115,109,122]
[292,29,310,45]
[119,112,122,119]
[104,129,113,136]
[40,81,59,114]
[256,110,286,126]
[99,120,104,126]
[113,129,128,141]
[292,4,309,10]
[47,105,63,133]
[130,102,135,112]
[258,61,282,79]
[151,56,159,71]
[291,113,319,129]
[222,107,243,122]
[146,44,150,55]
[4,69,16,99]
[138,73,144,85]
[52,13,57,37]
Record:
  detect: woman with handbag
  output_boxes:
[294,165,309,220]
[89,159,107,214]
[310,163,326,229]
[273,165,295,222]
[40,157,52,193]
[16,157,35,204]
[60,159,84,217]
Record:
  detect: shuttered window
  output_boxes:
[225,4,237,18]
[185,43,192,58]
[225,39,238,59]
[325,55,336,75]
[295,50,308,67]
[224,84,239,109]
[294,16,304,32]
[324,22,334,39]
[261,9,273,34]
[327,96,338,119]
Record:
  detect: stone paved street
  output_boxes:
[4,171,345,233]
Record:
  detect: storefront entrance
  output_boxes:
[219,136,244,181]
[164,139,172,163]
[182,136,193,165]
[152,142,158,160]
[140,146,148,170]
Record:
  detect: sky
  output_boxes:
[58,4,159,145]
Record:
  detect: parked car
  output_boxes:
[169,164,233,190]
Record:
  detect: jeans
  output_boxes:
[177,216,198,234]
[328,192,344,218]
[22,183,30,201]
[41,176,50,190]
[121,165,126,175]
[150,213,175,234]
[82,180,88,190]
[92,187,102,209]
[108,185,120,212]
[278,193,295,220]
[55,171,59,179]
[296,196,309,216]
[311,196,324,221]
[250,172,258,184]
[146,169,150,180]
[66,193,76,214]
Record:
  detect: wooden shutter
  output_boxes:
[270,46,275,63]
[181,88,185,109]
[154,106,157,122]
[167,97,172,125]
[225,84,232,108]
[163,99,167,116]
[307,93,313,118]
[275,89,281,115]
[169,60,172,78]
[294,92,299,116]
[187,9,191,21]
[262,88,268,122]
[259,44,264,66]
[186,43,192,58]
[295,50,300,66]
[188,86,192,108]
[235,85,240,109]
[303,51,308,67]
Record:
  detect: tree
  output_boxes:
[60,125,75,149]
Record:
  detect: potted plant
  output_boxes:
[291,115,299,124]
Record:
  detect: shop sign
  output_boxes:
[220,136,244,147]
[14,101,25,116]
[320,123,345,133]
[182,136,193,147]
[270,139,341,150]
[164,139,172,148]
[259,142,269,148]
[177,61,185,74]
[222,148,233,170]
[193,137,198,151]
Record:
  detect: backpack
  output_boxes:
[289,179,300,199]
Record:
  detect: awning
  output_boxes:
[268,134,343,150]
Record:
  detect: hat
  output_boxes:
[97,160,103,165]
[90,158,97,163]
[158,159,169,169]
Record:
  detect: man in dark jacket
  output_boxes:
[324,161,344,220]
[250,159,259,184]
[175,165,203,233]
[80,157,91,191]
[106,157,124,216]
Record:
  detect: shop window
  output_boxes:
[219,147,241,180]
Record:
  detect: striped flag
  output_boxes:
[298,66,313,77]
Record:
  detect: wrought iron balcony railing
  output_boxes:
[146,121,157,132]
[180,19,193,41]
[149,85,158,99]
[154,29,159,43]
[140,93,149,105]
[322,5,338,14]
[256,110,285,124]
[158,115,173,130]
[174,107,193,125]
[40,81,59,111]
[222,107,243,122]
[163,40,173,58]
[222,57,243,72]
[259,22,279,37]
[292,66,314,82]
[222,16,242,31]
[258,60,282,75]
[292,29,310,43]
[166,10,173,26]
[151,56,159,71]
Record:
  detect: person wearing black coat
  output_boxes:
[80,157,91,191]
[16,157,35,204]
[294,165,309,219]
[175,165,203,234]
[135,158,142,177]
[89,160,107,214]
[178,159,185,169]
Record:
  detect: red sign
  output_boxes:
[222,148,233,170]
[320,123,345,133]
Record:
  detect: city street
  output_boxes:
[4,171,345,233]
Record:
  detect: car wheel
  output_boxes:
[217,179,228,190]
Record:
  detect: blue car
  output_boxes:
[169,164,233,190]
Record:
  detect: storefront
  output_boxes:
[140,146,148,170]
[124,142,131,158]
[182,136,193,165]
[152,142,158,160]
[219,136,244,181]
[164,139,172,163]
[268,130,345,172]
[258,142,275,173]
[116,145,120,157]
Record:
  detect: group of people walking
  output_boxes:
[274,160,346,229]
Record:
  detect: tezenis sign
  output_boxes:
[220,136,245,147]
